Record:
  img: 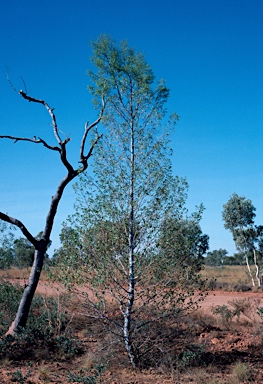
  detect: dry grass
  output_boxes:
[0,265,253,290]
[0,266,48,280]
[1,266,263,383]
[201,265,251,286]
[230,361,255,383]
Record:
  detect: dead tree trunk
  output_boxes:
[6,247,45,334]
[0,89,104,335]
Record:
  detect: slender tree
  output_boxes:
[55,36,207,367]
[222,193,262,286]
[0,89,104,334]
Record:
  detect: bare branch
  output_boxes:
[80,96,105,162]
[19,91,62,144]
[20,76,29,94]
[18,91,77,174]
[0,135,61,152]
[0,212,39,249]
[84,133,103,161]
[60,140,75,173]
[6,68,19,93]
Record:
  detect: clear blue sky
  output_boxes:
[1,0,262,256]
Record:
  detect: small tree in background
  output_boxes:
[222,193,263,287]
[13,238,35,269]
[158,211,209,279]
[55,35,208,367]
[205,249,228,267]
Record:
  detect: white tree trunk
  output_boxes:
[245,253,255,287]
[253,249,260,287]
[123,119,137,368]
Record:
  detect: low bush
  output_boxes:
[67,364,106,384]
[211,305,238,327]
[233,283,251,292]
[231,361,255,382]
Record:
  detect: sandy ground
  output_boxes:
[2,279,263,383]
[9,278,263,311]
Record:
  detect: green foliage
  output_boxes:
[9,367,32,383]
[0,221,15,269]
[13,237,35,268]
[212,304,241,327]
[256,307,263,321]
[0,282,24,331]
[205,249,228,267]
[158,211,208,282]
[88,35,170,120]
[180,344,205,368]
[222,193,263,254]
[222,193,263,286]
[0,229,51,269]
[222,193,256,231]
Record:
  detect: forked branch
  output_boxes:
[80,96,105,163]
[19,90,63,145]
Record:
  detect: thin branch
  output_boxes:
[19,91,62,144]
[83,133,103,162]
[6,68,19,93]
[80,96,105,161]
[0,135,61,152]
[20,76,29,94]
[0,212,39,249]
[18,90,77,174]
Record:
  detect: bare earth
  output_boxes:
[1,280,263,383]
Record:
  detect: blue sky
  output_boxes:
[0,0,262,256]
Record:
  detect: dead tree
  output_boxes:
[0,89,104,335]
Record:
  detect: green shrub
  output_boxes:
[180,344,205,368]
[257,307,263,320]
[67,364,106,383]
[8,367,32,383]
[212,305,239,327]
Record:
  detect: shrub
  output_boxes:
[211,305,238,327]
[0,281,82,361]
[0,281,24,333]
[67,364,106,383]
[231,361,254,382]
[233,283,251,292]
[180,344,205,368]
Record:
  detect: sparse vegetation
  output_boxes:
[1,32,263,384]
[0,275,263,382]
[231,361,255,383]
[201,265,254,290]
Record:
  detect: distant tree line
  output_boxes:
[204,249,256,267]
[0,225,49,269]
